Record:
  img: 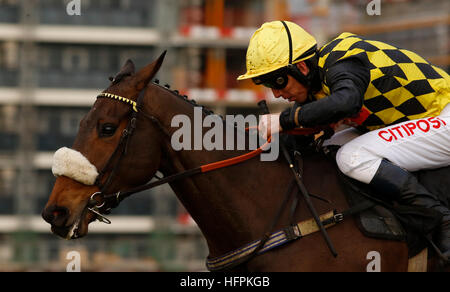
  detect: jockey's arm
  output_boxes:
[280,58,370,130]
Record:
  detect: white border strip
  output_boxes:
[0,87,285,106]
[0,216,202,234]
[0,216,155,233]
[0,24,161,45]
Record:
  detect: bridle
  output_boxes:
[85,92,141,223]
[86,89,173,223]
[85,85,286,224]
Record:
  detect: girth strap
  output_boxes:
[206,200,376,272]
[206,210,337,271]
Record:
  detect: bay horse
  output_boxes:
[42,52,444,272]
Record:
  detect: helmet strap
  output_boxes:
[287,64,310,87]
[280,20,312,88]
[280,21,293,64]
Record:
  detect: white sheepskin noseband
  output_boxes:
[52,147,99,186]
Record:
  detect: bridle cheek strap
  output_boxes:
[52,147,99,186]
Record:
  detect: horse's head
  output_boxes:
[42,52,167,239]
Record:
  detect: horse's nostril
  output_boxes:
[42,208,54,224]
[42,205,70,226]
[53,210,63,217]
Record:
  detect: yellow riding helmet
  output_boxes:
[237,21,317,81]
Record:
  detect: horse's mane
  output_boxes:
[150,79,257,142]
[152,79,220,118]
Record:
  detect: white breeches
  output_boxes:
[325,104,450,184]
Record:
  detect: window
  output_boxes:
[0,105,19,132]
[1,42,19,70]
[89,48,111,72]
[60,110,86,136]
[0,169,15,197]
[62,48,89,72]
[0,0,20,23]
[37,47,51,71]
[36,109,50,134]
[120,0,131,10]
[0,168,15,214]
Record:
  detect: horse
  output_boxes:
[42,52,446,272]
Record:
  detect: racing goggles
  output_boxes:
[252,68,289,90]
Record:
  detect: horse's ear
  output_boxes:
[133,51,167,91]
[111,59,135,84]
[120,59,136,75]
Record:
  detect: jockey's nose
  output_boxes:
[272,89,282,98]
[42,205,70,227]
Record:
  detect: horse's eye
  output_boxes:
[100,123,117,137]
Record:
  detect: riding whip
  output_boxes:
[258,100,338,257]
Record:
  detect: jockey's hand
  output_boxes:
[259,114,282,141]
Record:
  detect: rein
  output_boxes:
[89,87,281,218]
[87,86,346,271]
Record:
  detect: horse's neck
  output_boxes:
[159,126,291,256]
[145,87,292,256]
[145,87,348,259]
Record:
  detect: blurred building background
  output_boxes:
[0,0,448,271]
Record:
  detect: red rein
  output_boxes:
[200,127,323,173]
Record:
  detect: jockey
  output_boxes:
[238,21,450,259]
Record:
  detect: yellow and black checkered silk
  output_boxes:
[316,33,450,131]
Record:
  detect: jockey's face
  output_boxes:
[271,62,310,104]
